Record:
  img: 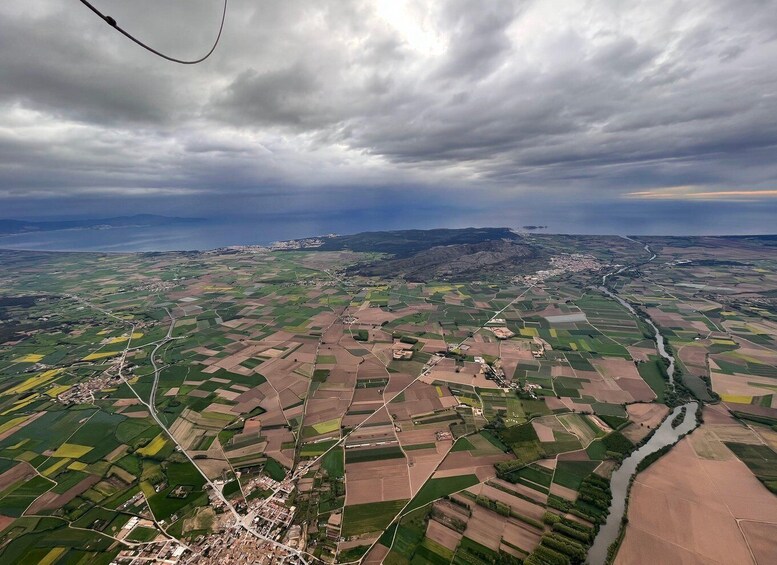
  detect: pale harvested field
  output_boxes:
[0,515,14,532]
[688,428,734,460]
[426,519,462,551]
[754,425,777,452]
[616,433,777,565]
[710,424,765,444]
[346,425,396,445]
[711,371,777,398]
[112,398,140,407]
[354,307,400,325]
[362,543,390,564]
[501,520,542,553]
[544,397,567,411]
[258,409,288,428]
[408,451,448,495]
[622,403,670,442]
[740,521,777,565]
[532,421,555,442]
[466,341,501,358]
[468,483,545,521]
[421,359,503,389]
[626,346,654,362]
[594,357,656,402]
[0,462,35,491]
[436,451,512,477]
[678,343,708,368]
[195,457,231,479]
[384,373,414,395]
[549,483,578,500]
[345,460,411,505]
[552,365,577,378]
[358,358,389,379]
[463,506,505,550]
[536,458,557,470]
[351,387,382,402]
[488,478,548,505]
[397,428,439,444]
[204,402,235,415]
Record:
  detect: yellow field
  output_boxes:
[8,439,29,450]
[106,332,144,344]
[720,394,753,403]
[520,328,538,337]
[68,461,88,471]
[0,416,29,434]
[312,418,341,435]
[15,353,44,363]
[435,385,444,397]
[456,396,481,408]
[203,286,232,291]
[1,395,41,415]
[52,443,93,458]
[140,480,157,499]
[3,369,62,396]
[549,328,558,337]
[137,434,167,456]
[42,458,71,477]
[46,385,71,398]
[83,351,121,361]
[39,548,67,565]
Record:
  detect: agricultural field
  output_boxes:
[0,230,776,564]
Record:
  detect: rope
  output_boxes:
[78,0,227,64]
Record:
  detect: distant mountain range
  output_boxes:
[0,215,205,235]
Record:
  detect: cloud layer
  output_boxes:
[1,0,776,229]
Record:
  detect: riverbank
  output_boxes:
[587,402,699,564]
[613,404,777,564]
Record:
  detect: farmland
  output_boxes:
[0,230,776,564]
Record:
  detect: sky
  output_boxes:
[1,0,776,234]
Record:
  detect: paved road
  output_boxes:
[74,297,308,561]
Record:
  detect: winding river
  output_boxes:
[587,402,699,564]
[597,286,675,385]
[599,241,674,384]
[587,240,696,563]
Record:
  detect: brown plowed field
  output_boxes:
[426,519,462,551]
[345,459,411,505]
[616,425,777,565]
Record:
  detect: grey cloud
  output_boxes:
[1,0,777,225]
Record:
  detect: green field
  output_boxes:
[321,448,344,479]
[345,445,405,464]
[406,474,480,511]
[342,499,408,536]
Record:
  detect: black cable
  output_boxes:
[78,0,227,64]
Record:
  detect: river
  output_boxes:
[587,242,693,563]
[597,286,675,386]
[587,401,699,564]
[598,241,674,384]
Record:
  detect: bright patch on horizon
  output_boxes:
[626,187,777,201]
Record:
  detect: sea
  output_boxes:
[1,202,774,253]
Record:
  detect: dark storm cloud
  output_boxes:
[1,0,777,223]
